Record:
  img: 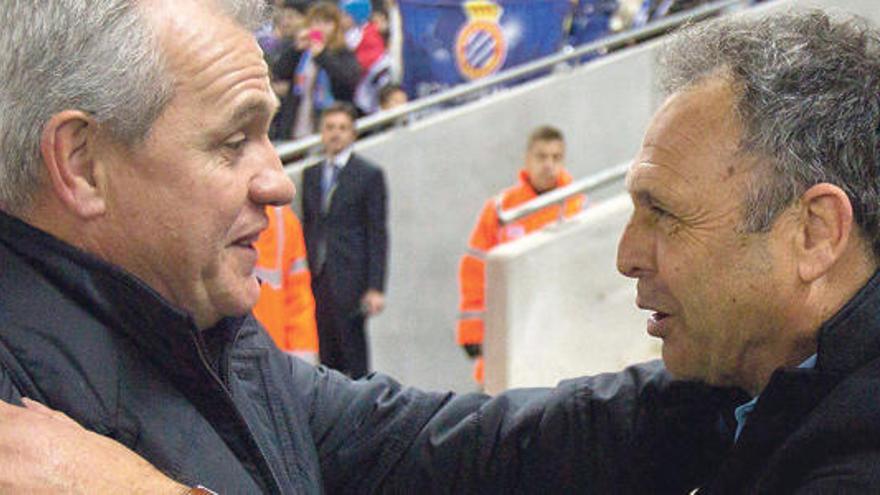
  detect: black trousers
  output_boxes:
[312,273,369,379]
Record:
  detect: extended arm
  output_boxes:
[299,358,737,493]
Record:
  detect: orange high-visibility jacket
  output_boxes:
[457,169,585,382]
[253,206,319,361]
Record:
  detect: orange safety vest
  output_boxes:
[253,206,319,362]
[457,169,585,382]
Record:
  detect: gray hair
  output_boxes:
[0,0,267,214]
[658,10,880,259]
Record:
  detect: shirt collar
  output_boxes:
[327,146,353,169]
[733,353,818,442]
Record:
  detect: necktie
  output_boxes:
[321,162,339,211]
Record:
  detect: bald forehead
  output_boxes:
[655,78,740,146]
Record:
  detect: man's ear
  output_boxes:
[39,110,106,218]
[794,183,853,282]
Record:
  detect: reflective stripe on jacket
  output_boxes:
[457,169,585,381]
[253,206,319,357]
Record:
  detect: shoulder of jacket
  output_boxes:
[354,156,384,174]
[495,182,528,209]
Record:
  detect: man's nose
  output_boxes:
[251,167,296,206]
[250,144,296,206]
[616,217,653,279]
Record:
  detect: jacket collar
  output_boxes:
[705,269,880,493]
[0,210,242,373]
[816,269,880,374]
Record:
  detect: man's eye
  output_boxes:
[224,137,247,151]
[222,131,249,152]
[650,204,672,219]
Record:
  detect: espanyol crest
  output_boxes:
[455,0,507,80]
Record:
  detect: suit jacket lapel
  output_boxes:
[304,165,322,215]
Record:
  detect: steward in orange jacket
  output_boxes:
[457,126,585,383]
[253,206,319,364]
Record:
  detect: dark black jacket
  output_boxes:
[302,154,387,313]
[699,270,880,494]
[312,47,361,106]
[0,211,737,494]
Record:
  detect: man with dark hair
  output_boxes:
[457,125,585,383]
[301,102,388,378]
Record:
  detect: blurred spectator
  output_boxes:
[356,83,409,138]
[255,1,310,63]
[341,0,395,115]
[569,0,619,47]
[269,1,309,140]
[302,103,388,379]
[378,83,408,111]
[610,0,644,32]
[253,206,320,365]
[457,126,585,384]
[370,4,391,45]
[255,5,282,56]
[291,1,361,138]
[381,0,404,83]
[341,0,385,72]
[632,0,712,28]
[272,1,310,64]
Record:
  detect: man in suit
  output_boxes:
[302,102,388,378]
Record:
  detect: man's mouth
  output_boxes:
[647,311,670,338]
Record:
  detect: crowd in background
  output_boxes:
[258,0,406,141]
[256,0,750,143]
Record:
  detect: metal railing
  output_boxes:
[497,162,631,225]
[277,0,750,167]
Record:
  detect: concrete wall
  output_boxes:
[288,0,880,393]
[483,194,661,393]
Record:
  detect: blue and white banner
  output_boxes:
[399,0,572,98]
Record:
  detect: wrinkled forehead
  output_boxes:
[625,79,766,207]
[143,0,268,93]
[641,79,747,174]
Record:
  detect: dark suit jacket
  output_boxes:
[302,153,388,314]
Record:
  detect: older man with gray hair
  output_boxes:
[616,9,880,491]
[3,2,880,494]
